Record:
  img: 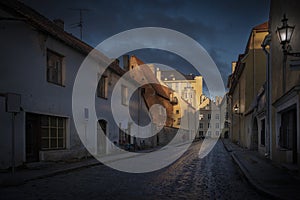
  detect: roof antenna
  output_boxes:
[69,8,90,40]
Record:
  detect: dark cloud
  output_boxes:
[21,0,270,95]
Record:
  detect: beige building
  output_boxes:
[228,22,268,152]
[157,69,203,109]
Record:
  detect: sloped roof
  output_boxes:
[244,21,269,54]
[253,21,268,30]
[161,70,195,81]
[130,55,171,100]
[0,0,125,76]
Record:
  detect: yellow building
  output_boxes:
[228,22,268,150]
[156,69,203,110]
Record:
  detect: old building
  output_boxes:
[198,96,221,139]
[157,70,203,110]
[266,0,300,166]
[219,93,229,139]
[0,1,150,168]
[228,22,268,152]
[127,55,198,141]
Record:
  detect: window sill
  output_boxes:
[47,81,65,87]
[40,148,66,151]
[98,96,108,100]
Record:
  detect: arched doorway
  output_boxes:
[97,119,107,155]
[224,131,229,139]
[251,117,258,150]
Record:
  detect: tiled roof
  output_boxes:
[130,55,171,100]
[253,21,268,30]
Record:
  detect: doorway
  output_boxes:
[280,108,297,164]
[97,119,107,155]
[25,113,40,162]
[251,118,258,150]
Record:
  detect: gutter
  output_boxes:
[261,33,272,159]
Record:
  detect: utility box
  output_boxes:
[6,93,21,113]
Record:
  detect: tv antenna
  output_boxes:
[69,8,91,40]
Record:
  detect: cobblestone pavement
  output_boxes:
[0,141,269,200]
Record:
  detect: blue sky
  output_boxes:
[22,0,270,88]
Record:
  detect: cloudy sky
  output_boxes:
[21,0,270,88]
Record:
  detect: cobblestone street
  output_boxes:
[0,141,268,200]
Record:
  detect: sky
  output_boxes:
[21,0,270,90]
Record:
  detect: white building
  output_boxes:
[0,1,151,169]
[198,96,221,139]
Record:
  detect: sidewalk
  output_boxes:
[222,138,300,200]
[0,145,167,187]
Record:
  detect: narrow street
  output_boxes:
[1,141,268,200]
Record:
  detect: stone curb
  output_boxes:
[0,160,101,187]
[221,139,283,200]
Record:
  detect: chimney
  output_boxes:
[53,19,64,30]
[114,59,120,65]
[156,68,161,80]
[123,55,129,71]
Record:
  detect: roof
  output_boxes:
[130,55,171,100]
[253,21,268,30]
[160,70,196,81]
[0,0,125,76]
[244,21,269,54]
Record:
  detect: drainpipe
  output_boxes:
[262,33,272,159]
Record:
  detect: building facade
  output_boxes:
[228,22,268,153]
[267,0,300,166]
[198,96,221,139]
[0,1,151,168]
[157,70,203,109]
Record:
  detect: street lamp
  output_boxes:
[233,104,242,115]
[276,14,300,93]
[276,14,300,57]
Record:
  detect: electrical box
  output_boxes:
[6,93,21,113]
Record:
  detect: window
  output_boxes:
[279,109,296,150]
[207,113,211,119]
[177,118,181,125]
[215,131,219,136]
[207,131,211,136]
[121,85,128,105]
[216,114,220,120]
[216,123,219,129]
[97,75,108,98]
[225,112,229,120]
[47,49,64,85]
[225,122,229,128]
[176,110,180,114]
[208,123,211,128]
[40,115,66,150]
[199,123,203,129]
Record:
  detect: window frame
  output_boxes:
[46,49,65,86]
[121,85,129,106]
[97,75,108,99]
[40,115,66,150]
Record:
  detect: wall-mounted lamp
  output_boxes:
[233,104,243,116]
[276,14,300,57]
